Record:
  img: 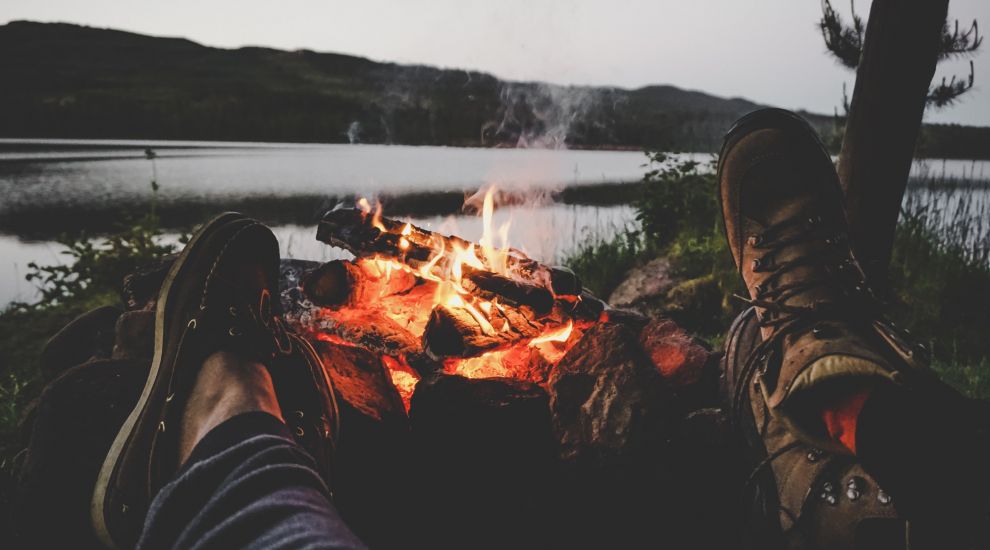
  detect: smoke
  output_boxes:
[491,83,602,149]
[346,121,362,144]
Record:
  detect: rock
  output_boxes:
[548,321,676,465]
[408,374,555,548]
[661,407,741,548]
[661,275,724,334]
[312,340,407,423]
[111,310,155,361]
[607,257,677,310]
[639,318,711,390]
[39,305,121,381]
[122,253,177,310]
[14,358,149,550]
[409,373,552,460]
[278,258,320,318]
[310,340,412,549]
[608,257,726,334]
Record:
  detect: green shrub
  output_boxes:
[564,229,649,298]
[636,152,719,247]
[24,213,176,307]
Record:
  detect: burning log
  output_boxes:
[423,302,544,358]
[301,259,419,308]
[301,260,363,307]
[315,207,582,298]
[309,309,426,363]
[461,266,553,316]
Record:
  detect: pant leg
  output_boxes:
[137,411,367,550]
[856,383,990,542]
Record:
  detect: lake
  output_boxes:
[1,139,988,306]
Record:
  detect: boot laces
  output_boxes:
[730,213,879,442]
[742,214,873,331]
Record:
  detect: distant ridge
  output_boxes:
[1,20,987,157]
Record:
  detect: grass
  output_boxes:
[564,229,650,298]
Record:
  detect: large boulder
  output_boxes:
[548,321,676,465]
[407,374,555,548]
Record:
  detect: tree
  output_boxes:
[818,0,982,289]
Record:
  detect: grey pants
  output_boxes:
[137,412,367,550]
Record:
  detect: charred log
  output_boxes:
[301,260,362,307]
[423,302,544,359]
[560,291,607,322]
[461,266,553,315]
[305,308,425,363]
[316,207,582,297]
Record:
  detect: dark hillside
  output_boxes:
[1,21,986,156]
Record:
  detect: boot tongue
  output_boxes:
[766,326,900,453]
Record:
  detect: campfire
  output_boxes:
[113,193,725,548]
[290,188,605,409]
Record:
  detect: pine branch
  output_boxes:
[820,0,864,69]
[927,60,976,107]
[938,19,982,60]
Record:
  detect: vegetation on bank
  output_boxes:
[565,152,990,398]
[0,205,177,469]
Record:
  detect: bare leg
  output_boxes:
[178,351,283,465]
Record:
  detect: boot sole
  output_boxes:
[90,212,251,549]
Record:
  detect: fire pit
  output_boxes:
[267,191,736,548]
[283,190,604,409]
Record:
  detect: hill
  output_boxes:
[1,20,987,157]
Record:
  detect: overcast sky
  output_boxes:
[3,0,988,126]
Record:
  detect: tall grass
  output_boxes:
[889,180,990,379]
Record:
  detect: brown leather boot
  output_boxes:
[718,108,930,453]
[722,307,906,549]
[90,213,339,549]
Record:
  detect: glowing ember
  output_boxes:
[381,355,420,411]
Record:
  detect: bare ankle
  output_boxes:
[178,351,283,465]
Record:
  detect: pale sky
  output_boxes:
[3,0,988,126]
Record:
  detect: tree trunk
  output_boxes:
[838,0,948,289]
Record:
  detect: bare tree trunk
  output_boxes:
[838,0,948,289]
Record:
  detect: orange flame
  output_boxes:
[371,201,386,232]
[338,186,582,393]
[529,320,574,346]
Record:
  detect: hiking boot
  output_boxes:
[721,307,906,549]
[90,213,339,549]
[717,108,929,452]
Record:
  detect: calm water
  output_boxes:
[1,139,987,306]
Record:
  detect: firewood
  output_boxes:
[423,302,544,358]
[307,308,423,362]
[301,259,362,307]
[316,207,583,297]
[461,266,553,316]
